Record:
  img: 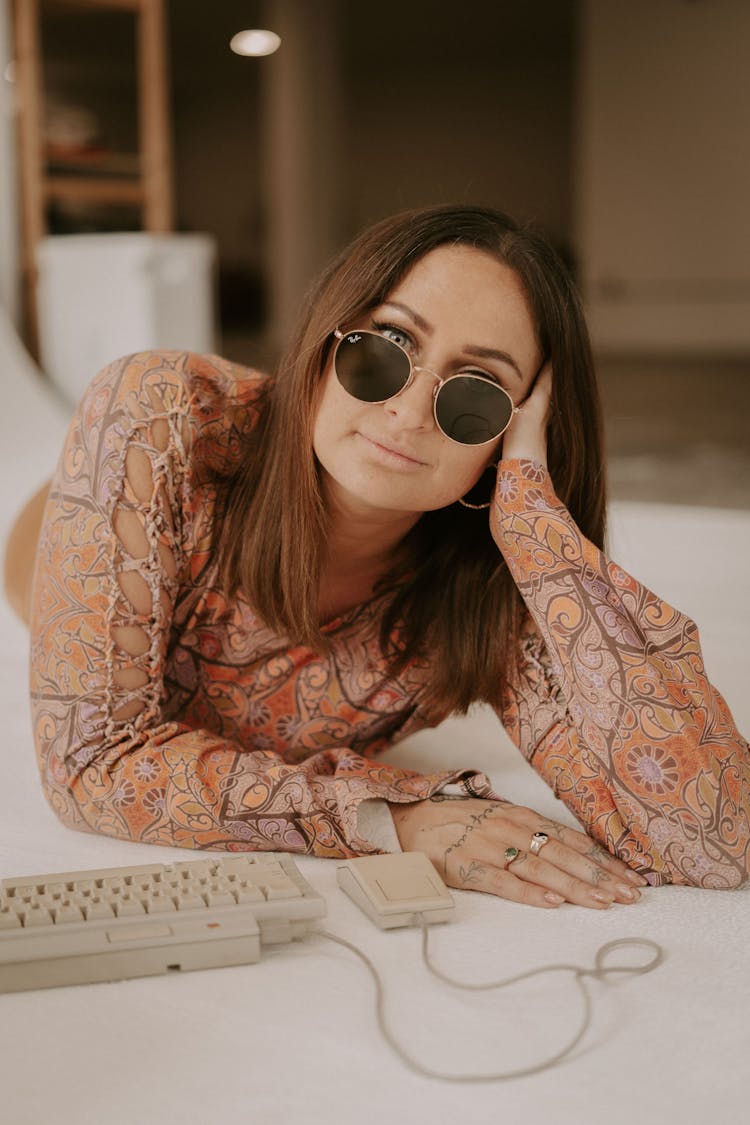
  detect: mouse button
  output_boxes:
[375,870,441,902]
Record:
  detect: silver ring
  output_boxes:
[529,832,549,855]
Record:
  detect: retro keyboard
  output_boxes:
[0,852,326,993]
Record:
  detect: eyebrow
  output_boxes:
[462,345,524,384]
[380,301,433,335]
[379,300,524,383]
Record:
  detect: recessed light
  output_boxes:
[229,29,281,57]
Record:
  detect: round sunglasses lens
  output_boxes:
[334,333,410,403]
[435,377,513,444]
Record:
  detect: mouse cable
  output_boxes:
[309,923,664,1083]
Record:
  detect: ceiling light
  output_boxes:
[229,30,281,57]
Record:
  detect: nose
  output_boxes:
[384,365,440,431]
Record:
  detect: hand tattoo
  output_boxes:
[457,860,487,886]
[535,817,567,842]
[444,807,497,858]
[442,806,499,878]
[584,843,612,866]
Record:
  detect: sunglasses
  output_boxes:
[332,329,519,446]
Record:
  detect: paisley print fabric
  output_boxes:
[493,465,750,887]
[29,352,749,885]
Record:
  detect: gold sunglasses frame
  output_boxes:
[332,328,519,447]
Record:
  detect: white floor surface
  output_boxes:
[1,307,748,1125]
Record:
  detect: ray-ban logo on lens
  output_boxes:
[347,334,361,343]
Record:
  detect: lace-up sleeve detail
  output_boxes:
[493,459,750,888]
[106,389,186,730]
[30,352,482,855]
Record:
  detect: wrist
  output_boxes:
[387,802,412,846]
[499,443,548,469]
[387,795,471,850]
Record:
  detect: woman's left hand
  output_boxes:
[500,361,552,467]
[389,796,646,910]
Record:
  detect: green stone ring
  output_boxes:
[504,846,519,863]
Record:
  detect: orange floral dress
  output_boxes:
[29,352,749,886]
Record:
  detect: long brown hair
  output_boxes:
[216,205,606,714]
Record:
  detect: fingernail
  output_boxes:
[544,892,565,905]
[591,891,613,905]
[625,870,648,886]
[616,883,638,900]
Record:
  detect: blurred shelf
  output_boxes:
[13,0,173,356]
[45,148,142,176]
[45,174,145,204]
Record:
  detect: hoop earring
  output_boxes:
[458,463,498,510]
[458,495,491,510]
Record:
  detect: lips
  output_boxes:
[357,432,427,465]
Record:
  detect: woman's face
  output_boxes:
[313,244,542,519]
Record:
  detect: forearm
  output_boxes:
[494,460,750,886]
[33,708,496,857]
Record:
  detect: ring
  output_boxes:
[529,832,549,855]
[504,846,519,864]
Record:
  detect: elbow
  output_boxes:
[39,768,94,837]
[36,734,101,837]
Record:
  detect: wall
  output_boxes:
[339,0,575,251]
[576,0,750,354]
[258,0,577,344]
[169,0,263,274]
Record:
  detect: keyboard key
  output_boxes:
[115,898,146,918]
[174,861,213,878]
[215,856,255,875]
[208,881,233,897]
[54,904,84,924]
[44,882,68,896]
[205,891,236,907]
[100,876,126,891]
[84,900,115,921]
[264,883,300,901]
[176,893,205,911]
[235,885,264,904]
[146,897,177,915]
[23,906,55,927]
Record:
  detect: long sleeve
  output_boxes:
[492,458,750,887]
[29,352,491,858]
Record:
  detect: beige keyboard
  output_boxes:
[0,853,326,993]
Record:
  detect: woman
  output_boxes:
[29,205,749,909]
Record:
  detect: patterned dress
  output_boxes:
[29,352,750,886]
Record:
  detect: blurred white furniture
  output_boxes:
[0,301,70,548]
[37,232,217,405]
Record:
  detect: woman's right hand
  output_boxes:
[388,796,648,909]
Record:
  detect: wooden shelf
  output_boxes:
[44,175,145,205]
[13,0,174,356]
[45,150,142,176]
